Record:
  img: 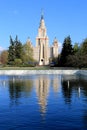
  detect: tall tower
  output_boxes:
[53,37,58,58]
[36,13,49,65]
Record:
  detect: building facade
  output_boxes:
[26,14,58,65]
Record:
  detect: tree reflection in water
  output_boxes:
[0,74,87,129]
[8,76,33,105]
[61,75,87,104]
[61,79,73,104]
[61,75,87,129]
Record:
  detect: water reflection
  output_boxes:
[8,76,33,105]
[83,110,87,129]
[51,76,60,93]
[35,76,50,114]
[7,75,60,114]
[61,78,73,104]
[35,75,61,115]
[61,75,87,104]
[0,75,87,129]
[0,75,87,106]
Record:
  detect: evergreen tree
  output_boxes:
[73,43,79,54]
[81,38,87,55]
[8,36,15,65]
[66,39,87,68]
[8,35,23,65]
[60,36,73,66]
[14,35,23,59]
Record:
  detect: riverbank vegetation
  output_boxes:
[0,36,37,67]
[57,36,87,68]
[0,35,87,68]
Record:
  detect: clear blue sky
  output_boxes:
[0,0,87,50]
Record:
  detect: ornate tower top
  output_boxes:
[41,9,44,20]
[53,37,58,47]
[37,12,48,38]
[39,11,46,29]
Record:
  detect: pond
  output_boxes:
[0,74,87,130]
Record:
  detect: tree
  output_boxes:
[67,53,87,68]
[22,43,34,64]
[14,58,22,66]
[8,36,15,65]
[81,38,87,55]
[8,35,23,65]
[73,43,79,54]
[14,35,23,59]
[0,50,8,65]
[67,39,87,68]
[59,36,73,66]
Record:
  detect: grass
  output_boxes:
[0,66,85,70]
[0,66,51,70]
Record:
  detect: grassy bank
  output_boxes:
[0,66,50,70]
[0,66,82,70]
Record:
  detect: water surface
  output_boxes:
[0,74,87,130]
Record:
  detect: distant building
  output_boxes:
[26,14,58,65]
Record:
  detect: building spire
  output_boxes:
[39,9,45,28]
[41,9,44,20]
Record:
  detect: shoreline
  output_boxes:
[0,70,87,76]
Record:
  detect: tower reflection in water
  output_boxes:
[35,75,60,115]
[5,75,60,115]
[35,76,50,114]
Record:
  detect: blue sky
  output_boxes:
[0,0,87,51]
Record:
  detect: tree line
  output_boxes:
[57,36,87,68]
[0,35,34,66]
[0,35,87,68]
